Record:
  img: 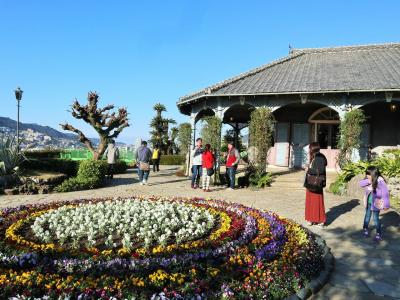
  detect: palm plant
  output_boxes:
[153,103,166,117]
[149,103,176,154]
[0,135,26,176]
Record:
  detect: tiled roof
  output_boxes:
[178,43,400,104]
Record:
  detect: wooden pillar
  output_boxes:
[185,114,197,176]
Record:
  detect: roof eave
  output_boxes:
[177,88,400,107]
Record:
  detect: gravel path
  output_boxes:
[1,166,399,299]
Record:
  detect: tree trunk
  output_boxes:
[93,139,107,160]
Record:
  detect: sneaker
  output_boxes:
[363,229,369,237]
[140,182,144,186]
[226,188,234,191]
[142,180,147,185]
[317,223,325,228]
[307,222,314,226]
[374,234,382,242]
[193,185,198,189]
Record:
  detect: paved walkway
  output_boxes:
[1,166,399,299]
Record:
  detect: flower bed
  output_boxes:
[0,197,324,299]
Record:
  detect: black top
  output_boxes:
[307,152,327,176]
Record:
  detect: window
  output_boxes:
[309,108,340,149]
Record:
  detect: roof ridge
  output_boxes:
[179,52,306,102]
[292,42,400,54]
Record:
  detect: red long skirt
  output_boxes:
[305,189,326,224]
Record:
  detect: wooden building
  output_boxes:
[177,43,400,169]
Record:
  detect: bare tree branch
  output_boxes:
[60,91,129,159]
[60,123,94,152]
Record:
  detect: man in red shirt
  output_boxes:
[225,141,240,190]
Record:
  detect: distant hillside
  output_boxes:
[0,117,76,140]
[0,117,125,147]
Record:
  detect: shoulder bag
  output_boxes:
[304,159,326,193]
[139,161,150,171]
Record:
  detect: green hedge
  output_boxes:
[55,160,106,193]
[22,159,128,177]
[22,159,80,177]
[24,149,64,159]
[159,155,185,165]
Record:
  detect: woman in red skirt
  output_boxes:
[304,142,327,227]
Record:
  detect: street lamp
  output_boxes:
[14,87,23,150]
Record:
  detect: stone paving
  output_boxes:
[1,166,399,299]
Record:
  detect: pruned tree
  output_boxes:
[249,107,274,171]
[61,91,129,160]
[177,122,192,156]
[149,103,176,154]
[337,108,366,168]
[169,127,179,154]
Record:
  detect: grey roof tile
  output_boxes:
[178,43,400,104]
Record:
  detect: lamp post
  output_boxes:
[14,87,23,151]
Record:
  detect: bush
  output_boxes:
[337,109,366,168]
[329,176,348,195]
[77,160,106,179]
[55,176,101,192]
[24,149,63,159]
[112,160,129,174]
[329,152,400,195]
[22,159,79,177]
[375,152,400,178]
[249,171,273,188]
[383,149,400,155]
[55,160,106,193]
[160,155,185,165]
[22,158,128,177]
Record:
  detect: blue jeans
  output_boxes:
[138,169,150,182]
[191,165,202,186]
[363,201,381,234]
[226,166,236,189]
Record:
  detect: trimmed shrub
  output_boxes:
[160,155,185,165]
[77,160,106,179]
[337,109,366,168]
[24,149,63,159]
[112,160,129,174]
[22,159,79,177]
[22,159,128,177]
[55,176,101,192]
[55,160,106,193]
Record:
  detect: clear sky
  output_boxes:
[1,0,399,143]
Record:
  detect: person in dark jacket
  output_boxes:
[304,142,327,227]
[135,140,152,185]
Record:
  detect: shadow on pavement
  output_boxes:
[325,199,360,226]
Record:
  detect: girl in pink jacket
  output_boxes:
[359,166,390,242]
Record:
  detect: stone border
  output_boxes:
[285,234,334,300]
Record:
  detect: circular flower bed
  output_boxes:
[0,196,324,299]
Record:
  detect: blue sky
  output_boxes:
[1,0,399,143]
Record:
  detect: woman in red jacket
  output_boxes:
[202,144,215,192]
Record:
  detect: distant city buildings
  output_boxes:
[0,126,82,150]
